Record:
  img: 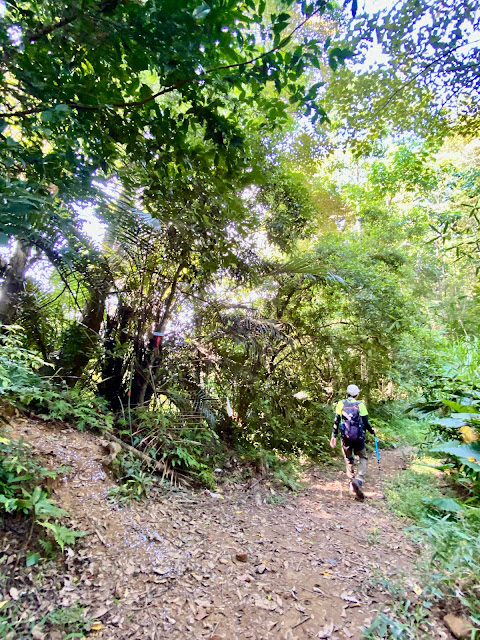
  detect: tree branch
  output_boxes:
[373,38,480,118]
[0,7,324,119]
[1,0,123,64]
[26,12,81,44]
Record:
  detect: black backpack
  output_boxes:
[340,400,363,443]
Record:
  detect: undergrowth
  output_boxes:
[365,421,480,639]
[0,428,85,560]
[363,575,435,640]
[237,444,304,491]
[371,408,429,449]
[108,452,154,504]
[0,325,112,433]
[0,585,92,639]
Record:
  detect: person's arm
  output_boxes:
[332,413,341,437]
[359,402,375,434]
[330,403,342,447]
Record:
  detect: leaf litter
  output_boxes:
[0,417,450,639]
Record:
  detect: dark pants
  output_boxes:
[342,440,368,483]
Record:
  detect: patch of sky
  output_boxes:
[72,204,107,249]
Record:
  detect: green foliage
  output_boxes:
[0,428,85,556]
[384,410,480,626]
[38,522,87,553]
[327,0,480,146]
[45,604,89,637]
[439,338,480,386]
[0,325,113,432]
[0,431,65,517]
[385,467,446,523]
[430,441,480,498]
[415,507,480,625]
[363,598,434,640]
[0,590,90,640]
[109,452,154,504]
[371,412,428,449]
[237,444,303,490]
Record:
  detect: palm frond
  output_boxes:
[218,313,294,344]
[266,256,346,285]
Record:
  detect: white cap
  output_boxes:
[347,384,360,396]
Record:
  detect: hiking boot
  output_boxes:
[351,479,365,501]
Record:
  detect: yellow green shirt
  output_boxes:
[335,398,368,417]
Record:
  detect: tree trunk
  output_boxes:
[57,283,110,385]
[130,261,185,407]
[0,239,32,325]
[99,303,134,411]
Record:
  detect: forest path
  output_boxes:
[4,417,452,640]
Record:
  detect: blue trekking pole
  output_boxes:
[374,435,385,498]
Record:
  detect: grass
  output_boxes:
[363,600,434,640]
[384,464,447,522]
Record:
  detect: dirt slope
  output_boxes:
[1,417,452,640]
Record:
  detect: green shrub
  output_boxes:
[0,590,90,640]
[415,507,480,625]
[363,599,434,639]
[0,432,65,518]
[430,441,480,499]
[0,324,113,433]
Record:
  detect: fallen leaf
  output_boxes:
[9,588,19,601]
[91,621,103,631]
[195,609,210,621]
[0,601,9,611]
[317,621,334,638]
[31,626,45,640]
[237,574,252,582]
[340,591,359,604]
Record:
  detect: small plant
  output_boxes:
[44,603,90,636]
[413,507,480,625]
[0,591,90,639]
[38,522,87,552]
[363,599,434,640]
[366,527,380,546]
[266,492,286,505]
[384,467,446,522]
[0,432,65,517]
[109,452,154,504]
[273,467,303,491]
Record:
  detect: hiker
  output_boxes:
[329,384,375,501]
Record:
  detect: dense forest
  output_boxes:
[1,1,480,638]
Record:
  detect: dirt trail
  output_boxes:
[2,417,451,640]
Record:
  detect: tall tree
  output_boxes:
[323,0,480,151]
